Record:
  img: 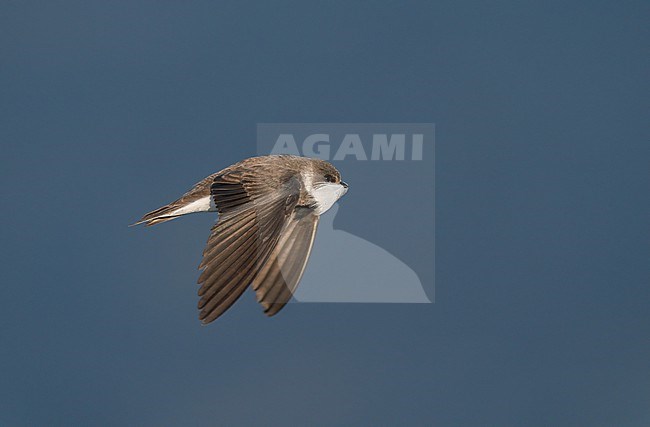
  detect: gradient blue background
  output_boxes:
[1,1,648,425]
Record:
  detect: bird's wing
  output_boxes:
[252,208,319,316]
[196,168,317,323]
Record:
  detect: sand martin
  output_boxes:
[134,155,348,324]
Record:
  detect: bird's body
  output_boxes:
[135,155,348,324]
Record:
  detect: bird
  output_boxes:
[134,155,348,324]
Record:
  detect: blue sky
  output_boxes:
[1,1,648,425]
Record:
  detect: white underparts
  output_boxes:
[170,196,217,216]
[311,182,347,215]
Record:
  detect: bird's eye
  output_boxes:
[324,174,336,183]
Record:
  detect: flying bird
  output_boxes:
[134,155,348,324]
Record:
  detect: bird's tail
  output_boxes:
[131,204,185,227]
[131,174,217,227]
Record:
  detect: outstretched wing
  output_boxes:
[196,168,317,324]
[252,208,319,316]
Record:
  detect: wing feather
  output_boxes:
[196,168,308,324]
[253,209,320,316]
